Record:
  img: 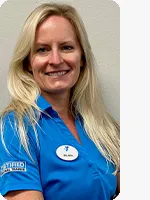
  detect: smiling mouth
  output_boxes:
[45,70,70,76]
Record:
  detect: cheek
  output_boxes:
[30,60,42,77]
[30,66,39,79]
[65,54,82,68]
[75,53,82,67]
[30,55,47,69]
[31,70,39,83]
[32,59,42,68]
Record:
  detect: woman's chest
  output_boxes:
[37,117,117,200]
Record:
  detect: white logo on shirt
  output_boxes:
[0,161,26,177]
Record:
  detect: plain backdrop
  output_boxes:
[0,0,120,121]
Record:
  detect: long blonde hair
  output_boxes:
[0,3,119,173]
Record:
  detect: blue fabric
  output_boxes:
[0,95,117,199]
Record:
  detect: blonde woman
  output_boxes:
[0,3,120,200]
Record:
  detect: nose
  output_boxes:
[48,50,63,66]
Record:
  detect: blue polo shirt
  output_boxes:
[0,95,117,199]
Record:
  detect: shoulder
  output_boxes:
[0,111,39,156]
[0,111,17,135]
[1,111,37,134]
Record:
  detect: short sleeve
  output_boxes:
[0,113,43,196]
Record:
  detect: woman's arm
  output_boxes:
[4,190,44,200]
[0,114,43,197]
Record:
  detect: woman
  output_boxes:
[0,3,120,200]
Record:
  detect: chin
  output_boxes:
[45,86,71,94]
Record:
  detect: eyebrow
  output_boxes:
[34,43,49,47]
[35,40,75,46]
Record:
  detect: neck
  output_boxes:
[41,90,71,118]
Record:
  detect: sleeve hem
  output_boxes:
[0,182,43,196]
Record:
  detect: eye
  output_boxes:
[62,46,74,51]
[37,47,48,53]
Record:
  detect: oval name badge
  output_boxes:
[56,145,78,161]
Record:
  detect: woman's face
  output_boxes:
[29,15,83,96]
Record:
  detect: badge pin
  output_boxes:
[56,145,78,161]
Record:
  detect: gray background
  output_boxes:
[0,0,120,121]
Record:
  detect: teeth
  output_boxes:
[46,71,67,76]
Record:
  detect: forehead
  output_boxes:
[35,15,78,43]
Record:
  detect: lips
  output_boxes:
[45,70,70,76]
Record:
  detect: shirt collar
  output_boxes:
[36,95,82,121]
[36,95,52,111]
